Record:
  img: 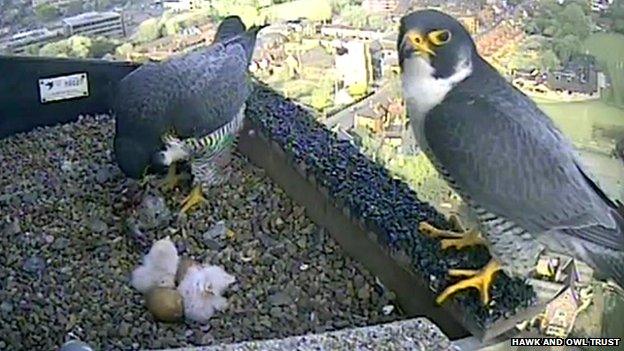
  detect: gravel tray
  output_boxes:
[0,115,401,350]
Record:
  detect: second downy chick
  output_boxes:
[177,263,236,323]
[131,236,180,293]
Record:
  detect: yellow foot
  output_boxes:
[161,163,183,191]
[418,218,486,250]
[180,185,205,214]
[437,259,502,305]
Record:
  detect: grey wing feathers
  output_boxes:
[115,62,175,129]
[165,41,251,138]
[424,79,623,250]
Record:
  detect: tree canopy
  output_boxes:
[34,3,60,22]
[133,18,162,44]
[524,0,592,65]
[608,0,624,35]
[38,35,119,58]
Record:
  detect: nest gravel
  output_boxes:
[0,115,401,351]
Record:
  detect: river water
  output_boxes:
[537,100,624,202]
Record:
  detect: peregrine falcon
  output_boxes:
[397,10,624,305]
[113,16,265,213]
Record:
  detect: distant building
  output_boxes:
[62,11,125,38]
[321,25,386,41]
[1,28,64,54]
[354,103,384,133]
[559,0,614,12]
[589,0,614,13]
[353,97,405,137]
[32,0,73,9]
[335,40,371,92]
[370,35,399,79]
[526,253,595,338]
[542,286,580,337]
[362,0,399,13]
[546,55,601,95]
[163,0,204,12]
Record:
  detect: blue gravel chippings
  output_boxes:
[245,83,537,329]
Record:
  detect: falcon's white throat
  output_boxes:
[401,55,473,117]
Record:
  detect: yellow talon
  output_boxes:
[162,163,183,191]
[419,219,486,250]
[441,229,486,250]
[436,259,502,305]
[419,216,497,305]
[180,185,205,214]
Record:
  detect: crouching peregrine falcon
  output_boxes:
[113,16,265,214]
[397,10,624,305]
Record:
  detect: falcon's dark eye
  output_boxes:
[429,29,451,46]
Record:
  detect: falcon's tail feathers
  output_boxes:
[588,200,624,290]
[615,199,624,245]
[589,248,624,292]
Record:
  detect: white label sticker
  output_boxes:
[39,72,89,103]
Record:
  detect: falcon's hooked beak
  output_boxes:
[399,29,452,61]
[401,30,436,60]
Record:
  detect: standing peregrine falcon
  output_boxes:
[113,16,265,213]
[397,10,624,305]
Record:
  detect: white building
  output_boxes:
[1,28,64,54]
[62,11,125,38]
[590,0,614,12]
[32,0,73,9]
[163,0,203,12]
[335,40,370,89]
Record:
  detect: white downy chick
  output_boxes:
[177,264,236,323]
[131,236,180,293]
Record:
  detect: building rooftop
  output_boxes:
[62,11,121,27]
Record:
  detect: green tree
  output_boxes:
[341,4,366,28]
[553,34,582,64]
[329,0,352,14]
[39,36,92,58]
[34,3,60,22]
[115,42,134,58]
[347,81,368,97]
[367,14,385,30]
[65,0,84,16]
[523,0,591,64]
[557,3,590,39]
[310,88,332,110]
[161,18,181,37]
[608,0,624,35]
[538,49,560,71]
[133,18,162,44]
[89,37,118,58]
[23,44,41,56]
